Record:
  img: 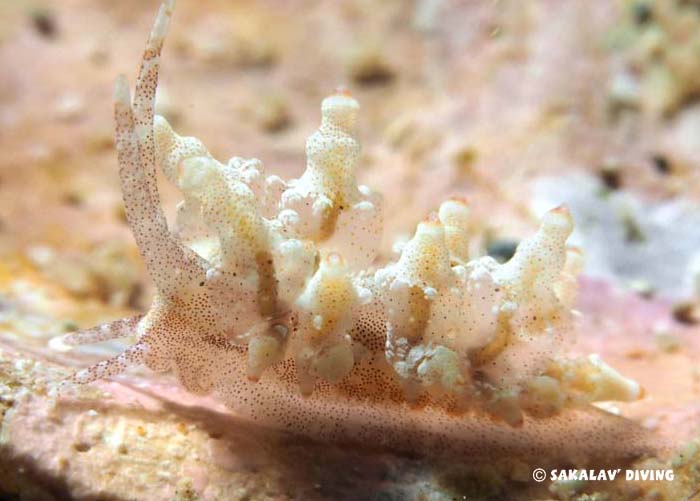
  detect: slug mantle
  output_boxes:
[58,0,658,461]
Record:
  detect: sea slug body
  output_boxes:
[59,0,659,462]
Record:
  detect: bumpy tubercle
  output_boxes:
[58,0,660,461]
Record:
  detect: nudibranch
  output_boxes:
[60,1,657,461]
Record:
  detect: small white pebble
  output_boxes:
[54,93,85,121]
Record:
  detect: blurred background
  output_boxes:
[2,0,700,309]
[0,0,699,498]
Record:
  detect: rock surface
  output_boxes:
[1,0,699,499]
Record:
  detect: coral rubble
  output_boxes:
[60,0,655,459]
[611,0,700,116]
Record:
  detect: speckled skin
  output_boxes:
[60,0,657,461]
